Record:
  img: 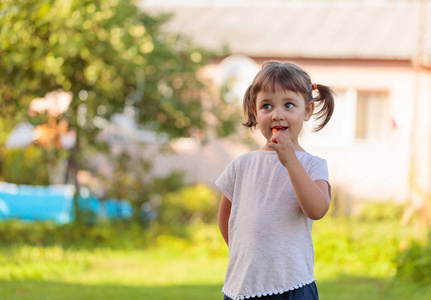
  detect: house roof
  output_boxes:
[142,2,431,66]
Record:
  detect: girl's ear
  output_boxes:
[304,101,315,122]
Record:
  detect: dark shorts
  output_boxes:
[223,282,319,300]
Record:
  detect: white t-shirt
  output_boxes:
[215,150,330,300]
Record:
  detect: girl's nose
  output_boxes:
[271,108,284,121]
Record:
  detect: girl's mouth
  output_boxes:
[272,126,288,133]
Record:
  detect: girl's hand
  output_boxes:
[268,128,297,167]
[268,128,330,220]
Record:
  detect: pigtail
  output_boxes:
[313,84,335,132]
[242,85,257,128]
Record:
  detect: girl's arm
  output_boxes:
[269,134,330,220]
[284,159,330,220]
[218,194,231,246]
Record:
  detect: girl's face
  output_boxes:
[253,89,314,151]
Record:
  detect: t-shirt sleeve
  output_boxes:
[215,160,236,202]
[308,157,331,199]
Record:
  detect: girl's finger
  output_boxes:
[267,142,278,150]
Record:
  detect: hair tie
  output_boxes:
[312,83,317,90]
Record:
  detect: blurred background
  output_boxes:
[1,0,431,299]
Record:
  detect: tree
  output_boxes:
[0,0,232,221]
[1,0,216,135]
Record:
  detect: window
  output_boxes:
[355,91,391,140]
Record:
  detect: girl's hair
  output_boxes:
[243,61,334,132]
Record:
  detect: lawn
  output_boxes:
[1,216,430,300]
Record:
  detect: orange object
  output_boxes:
[312,83,317,90]
[272,128,278,144]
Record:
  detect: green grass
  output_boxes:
[0,243,227,300]
[1,218,431,299]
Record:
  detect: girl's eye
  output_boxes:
[263,104,272,110]
[285,103,294,109]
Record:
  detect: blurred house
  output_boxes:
[141,0,431,205]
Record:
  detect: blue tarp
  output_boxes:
[76,196,133,221]
[0,181,132,224]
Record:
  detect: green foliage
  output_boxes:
[0,0,212,137]
[159,184,218,225]
[104,164,187,222]
[0,219,151,249]
[151,171,185,195]
[0,0,238,195]
[0,245,91,281]
[359,202,405,222]
[395,234,431,284]
[101,150,153,222]
[313,217,401,278]
[1,146,50,185]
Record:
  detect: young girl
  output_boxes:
[216,61,334,300]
